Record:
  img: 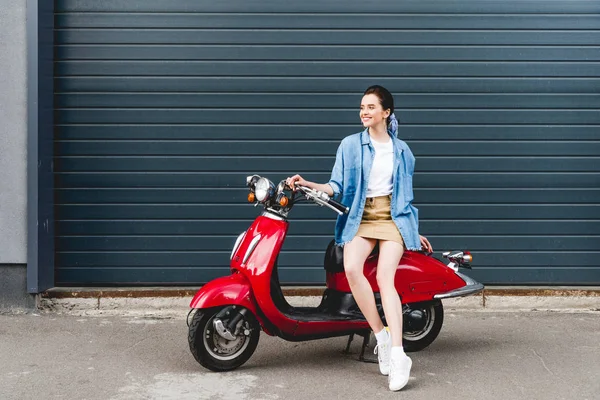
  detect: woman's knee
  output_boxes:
[376,263,401,289]
[343,237,375,284]
[344,262,364,284]
[376,268,395,288]
[376,241,404,286]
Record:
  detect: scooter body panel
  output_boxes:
[326,251,468,304]
[229,215,300,335]
[230,215,287,278]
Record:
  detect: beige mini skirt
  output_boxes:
[355,195,405,246]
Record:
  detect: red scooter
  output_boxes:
[188,175,484,371]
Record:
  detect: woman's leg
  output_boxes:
[343,236,383,332]
[376,240,404,347]
[377,240,412,391]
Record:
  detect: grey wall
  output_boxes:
[1,0,27,262]
[0,0,30,309]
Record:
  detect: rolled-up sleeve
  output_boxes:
[327,142,344,198]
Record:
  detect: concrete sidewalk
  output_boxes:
[1,311,598,400]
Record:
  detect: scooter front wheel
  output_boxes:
[188,306,260,371]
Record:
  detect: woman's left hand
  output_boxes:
[419,235,433,253]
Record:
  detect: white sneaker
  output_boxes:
[373,336,391,375]
[388,354,412,391]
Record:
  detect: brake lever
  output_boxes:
[295,185,344,216]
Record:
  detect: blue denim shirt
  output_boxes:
[327,128,421,250]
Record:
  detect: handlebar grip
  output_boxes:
[294,184,349,215]
[327,198,350,214]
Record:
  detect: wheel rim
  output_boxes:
[403,305,436,341]
[202,313,252,361]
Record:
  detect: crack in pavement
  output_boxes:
[531,349,553,375]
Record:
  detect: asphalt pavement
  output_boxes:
[1,311,598,400]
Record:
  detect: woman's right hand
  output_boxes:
[286,174,309,191]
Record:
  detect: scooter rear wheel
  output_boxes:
[402,300,444,352]
[188,306,260,371]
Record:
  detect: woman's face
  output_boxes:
[360,94,390,129]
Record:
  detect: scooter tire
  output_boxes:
[402,300,444,353]
[188,306,260,372]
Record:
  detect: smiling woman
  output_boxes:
[286,85,433,391]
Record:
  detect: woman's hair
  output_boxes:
[363,85,395,125]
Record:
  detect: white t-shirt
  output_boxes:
[366,138,394,197]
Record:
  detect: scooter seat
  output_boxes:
[324,240,379,273]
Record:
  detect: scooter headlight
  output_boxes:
[255,177,274,202]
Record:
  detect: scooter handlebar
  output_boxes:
[326,197,350,215]
[294,185,350,216]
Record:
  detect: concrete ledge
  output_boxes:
[36,286,600,317]
[41,287,203,299]
[40,285,600,299]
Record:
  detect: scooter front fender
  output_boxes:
[189,273,273,335]
[190,273,256,312]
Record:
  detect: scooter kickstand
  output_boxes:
[344,334,354,354]
[358,330,377,363]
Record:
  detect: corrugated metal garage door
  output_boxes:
[54,0,600,285]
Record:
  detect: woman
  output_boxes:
[286,85,432,391]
